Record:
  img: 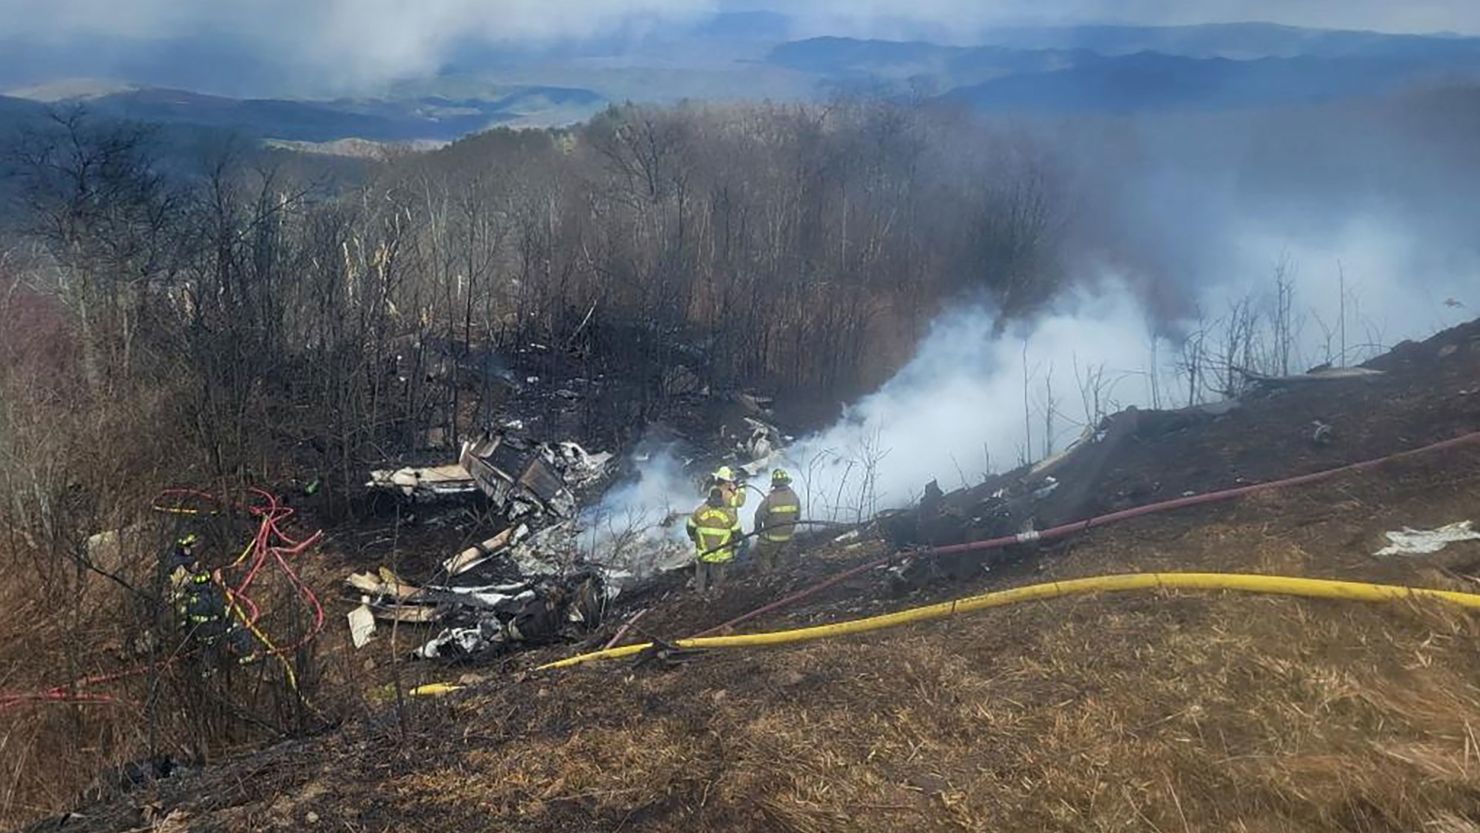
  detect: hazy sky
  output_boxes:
[750,0,1480,35]
[3,0,1478,92]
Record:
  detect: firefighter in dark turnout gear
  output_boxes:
[169,535,223,630]
[753,468,802,572]
[167,535,256,670]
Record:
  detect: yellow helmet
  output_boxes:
[713,466,736,483]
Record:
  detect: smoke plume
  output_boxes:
[576,89,1480,565]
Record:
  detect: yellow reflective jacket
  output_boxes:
[687,503,741,563]
[756,485,802,543]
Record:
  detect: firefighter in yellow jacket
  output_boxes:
[712,466,745,510]
[686,487,742,593]
[753,468,802,572]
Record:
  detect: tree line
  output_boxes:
[0,101,1065,821]
[1,100,1065,516]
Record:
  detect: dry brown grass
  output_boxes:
[20,442,1480,832]
[47,563,1480,832]
[0,517,341,830]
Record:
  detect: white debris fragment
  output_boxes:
[1030,427,1093,475]
[1241,366,1386,384]
[734,392,773,415]
[551,441,614,489]
[366,464,476,498]
[415,621,502,659]
[444,524,529,576]
[347,604,376,648]
[447,588,535,608]
[1375,521,1480,557]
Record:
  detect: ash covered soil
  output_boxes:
[35,320,1480,833]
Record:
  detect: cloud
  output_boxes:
[4,0,1479,94]
[744,0,1480,37]
[1,0,719,91]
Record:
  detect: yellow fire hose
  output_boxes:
[223,586,301,691]
[534,572,1480,671]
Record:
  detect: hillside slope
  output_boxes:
[31,323,1480,832]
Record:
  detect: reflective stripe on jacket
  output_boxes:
[171,569,225,627]
[756,486,802,543]
[687,504,741,563]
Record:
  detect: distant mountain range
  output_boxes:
[0,84,606,144]
[4,17,1480,148]
[959,21,1479,59]
[771,27,1480,112]
[939,50,1479,113]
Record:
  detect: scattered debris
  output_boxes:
[443,524,529,576]
[1031,427,1094,476]
[1375,521,1480,557]
[347,605,376,649]
[737,417,782,462]
[366,464,478,500]
[412,572,607,660]
[734,392,773,416]
[409,682,463,697]
[371,604,446,624]
[1030,476,1059,501]
[346,568,420,600]
[459,434,576,518]
[368,432,612,523]
[550,442,614,489]
[1238,366,1385,385]
[1311,420,1335,446]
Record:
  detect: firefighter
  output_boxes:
[167,535,256,670]
[712,466,746,510]
[168,535,226,657]
[686,487,742,593]
[753,468,802,572]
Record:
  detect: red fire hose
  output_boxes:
[0,488,324,713]
[694,430,1480,637]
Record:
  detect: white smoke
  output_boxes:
[577,282,1168,567]
[770,286,1161,522]
[575,439,697,574]
[771,219,1476,527]
[578,207,1476,568]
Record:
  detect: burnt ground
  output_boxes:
[615,317,1480,641]
[26,319,1480,833]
